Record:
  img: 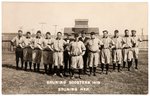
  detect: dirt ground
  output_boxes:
[2,50,148,94]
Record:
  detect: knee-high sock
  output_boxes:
[113,63,116,70]
[54,66,57,74]
[93,67,96,74]
[44,64,47,73]
[106,64,109,74]
[128,61,132,71]
[106,64,109,71]
[71,69,74,76]
[25,62,27,70]
[118,64,120,72]
[37,63,40,72]
[29,62,32,70]
[16,60,19,69]
[33,63,36,71]
[21,58,24,68]
[60,66,63,74]
[101,64,104,72]
[89,67,92,74]
[49,64,52,73]
[123,61,126,68]
[135,59,138,68]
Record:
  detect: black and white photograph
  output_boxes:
[2,1,148,94]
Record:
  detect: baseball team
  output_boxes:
[11,29,142,79]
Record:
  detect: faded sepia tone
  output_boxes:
[2,2,148,94]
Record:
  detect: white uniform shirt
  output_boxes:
[43,38,53,50]
[112,36,124,49]
[51,38,66,52]
[69,40,86,56]
[122,36,133,48]
[101,37,114,48]
[131,35,142,47]
[22,37,33,48]
[86,38,103,52]
[11,35,24,47]
[33,37,44,49]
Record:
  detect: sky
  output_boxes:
[2,2,148,35]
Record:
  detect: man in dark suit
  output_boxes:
[63,34,71,76]
[79,30,89,74]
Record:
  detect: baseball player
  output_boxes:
[11,30,24,70]
[22,31,33,71]
[122,29,133,71]
[86,32,103,76]
[112,30,124,72]
[79,30,89,74]
[32,30,44,72]
[131,30,142,69]
[100,30,114,74]
[51,32,67,77]
[43,32,54,74]
[68,33,86,79]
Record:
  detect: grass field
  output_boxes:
[2,50,148,94]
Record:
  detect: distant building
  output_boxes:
[64,19,99,36]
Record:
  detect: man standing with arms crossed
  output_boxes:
[131,30,142,70]
[11,30,24,70]
[64,34,71,76]
[51,32,67,77]
[112,30,124,72]
[43,32,54,74]
[22,31,33,71]
[86,32,103,76]
[32,30,44,72]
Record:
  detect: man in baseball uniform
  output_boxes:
[32,30,44,72]
[22,31,33,71]
[68,33,86,79]
[79,30,89,74]
[112,30,124,72]
[11,30,24,70]
[86,32,103,76]
[101,30,114,74]
[122,29,133,71]
[131,30,142,69]
[43,32,54,74]
[51,32,67,77]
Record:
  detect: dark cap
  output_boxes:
[114,30,119,33]
[124,29,129,32]
[26,31,31,34]
[37,30,41,34]
[46,32,51,35]
[74,33,79,37]
[18,30,23,33]
[81,30,86,34]
[90,32,96,35]
[57,31,62,35]
[103,30,108,34]
[131,30,136,33]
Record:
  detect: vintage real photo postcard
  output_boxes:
[2,2,148,94]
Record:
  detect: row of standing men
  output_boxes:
[11,29,142,79]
